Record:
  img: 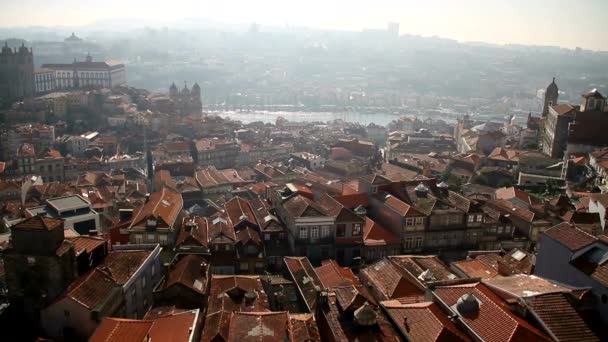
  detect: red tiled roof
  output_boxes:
[284,257,322,312]
[147,310,198,342]
[290,314,321,342]
[543,222,597,251]
[129,187,183,230]
[551,103,577,116]
[363,217,401,246]
[451,259,498,279]
[227,311,291,341]
[176,216,209,247]
[433,282,552,342]
[12,215,63,231]
[332,193,369,209]
[90,310,198,342]
[224,196,257,228]
[382,301,471,342]
[314,260,359,289]
[486,199,535,223]
[282,195,325,218]
[359,258,424,301]
[90,317,152,342]
[495,187,535,205]
[65,268,120,309]
[163,255,208,295]
[208,275,270,313]
[483,274,570,298]
[68,236,106,255]
[101,250,153,284]
[526,293,599,342]
[389,255,458,282]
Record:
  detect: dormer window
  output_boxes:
[146,218,157,230]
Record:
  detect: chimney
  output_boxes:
[403,317,409,331]
[145,193,150,203]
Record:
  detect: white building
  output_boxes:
[41,54,126,90]
[34,68,57,94]
[26,195,100,234]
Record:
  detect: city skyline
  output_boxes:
[1,0,608,51]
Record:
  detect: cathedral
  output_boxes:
[0,42,35,107]
[169,81,202,115]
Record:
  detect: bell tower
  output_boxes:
[542,77,558,117]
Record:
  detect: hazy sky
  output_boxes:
[2,0,608,50]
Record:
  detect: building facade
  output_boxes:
[41,54,126,90]
[0,43,35,106]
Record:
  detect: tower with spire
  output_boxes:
[168,80,202,115]
[0,41,34,106]
[542,77,558,117]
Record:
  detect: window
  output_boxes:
[143,297,148,309]
[299,226,307,239]
[336,224,346,237]
[497,226,504,234]
[147,233,155,242]
[406,218,414,226]
[352,223,362,236]
[142,276,146,289]
[159,234,167,245]
[476,215,483,223]
[240,262,249,271]
[151,263,156,277]
[224,244,230,251]
[415,237,423,248]
[321,226,330,238]
[468,215,474,223]
[310,226,319,239]
[135,234,144,244]
[415,217,424,225]
[505,226,512,234]
[372,186,378,194]
[64,310,70,318]
[404,237,413,249]
[265,234,270,241]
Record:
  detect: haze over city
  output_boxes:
[2,0,608,50]
[2,1,608,341]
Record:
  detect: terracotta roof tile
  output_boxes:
[290,314,321,342]
[314,260,359,289]
[176,216,209,248]
[91,310,198,342]
[66,268,120,309]
[12,215,63,231]
[68,236,106,255]
[543,222,597,251]
[527,293,599,342]
[207,275,270,313]
[363,217,401,246]
[163,254,208,295]
[227,311,291,342]
[90,317,152,342]
[284,257,322,312]
[433,282,552,342]
[382,300,471,342]
[129,187,183,230]
[359,258,424,301]
[451,259,499,279]
[224,196,258,228]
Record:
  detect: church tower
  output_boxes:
[542,78,558,117]
[169,82,178,98]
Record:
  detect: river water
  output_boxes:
[215,110,460,126]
